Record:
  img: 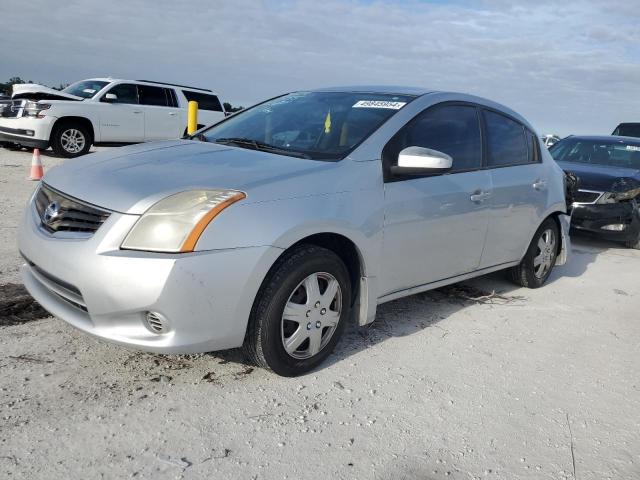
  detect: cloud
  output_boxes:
[1,0,639,135]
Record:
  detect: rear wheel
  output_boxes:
[508,218,559,288]
[51,121,91,158]
[243,244,351,376]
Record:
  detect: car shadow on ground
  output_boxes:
[322,234,609,369]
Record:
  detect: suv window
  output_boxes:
[384,104,482,174]
[138,85,170,107]
[182,91,223,112]
[484,110,528,166]
[104,83,138,104]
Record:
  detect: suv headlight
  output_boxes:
[23,101,51,118]
[598,187,640,204]
[121,190,246,253]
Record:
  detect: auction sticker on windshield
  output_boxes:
[353,100,406,109]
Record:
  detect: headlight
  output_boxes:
[23,101,51,118]
[121,190,246,253]
[598,187,640,203]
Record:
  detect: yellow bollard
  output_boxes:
[187,101,199,135]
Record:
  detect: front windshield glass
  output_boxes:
[550,138,640,169]
[62,80,109,99]
[200,91,415,160]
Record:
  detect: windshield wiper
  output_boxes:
[214,137,311,159]
[193,132,209,142]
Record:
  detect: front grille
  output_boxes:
[573,190,602,204]
[2,99,24,118]
[35,184,111,235]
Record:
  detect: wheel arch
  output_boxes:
[51,116,95,144]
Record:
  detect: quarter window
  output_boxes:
[484,110,528,166]
[104,84,138,104]
[385,104,482,173]
[182,91,223,112]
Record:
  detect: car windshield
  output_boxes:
[62,80,109,99]
[613,124,640,138]
[199,91,415,160]
[550,138,640,169]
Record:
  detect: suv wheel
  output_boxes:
[243,244,351,376]
[51,122,91,158]
[508,218,559,288]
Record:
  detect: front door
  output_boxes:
[380,103,491,296]
[98,83,144,142]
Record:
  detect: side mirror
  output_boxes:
[390,146,453,176]
[102,93,118,103]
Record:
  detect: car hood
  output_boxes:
[43,140,348,214]
[556,161,640,193]
[12,83,83,101]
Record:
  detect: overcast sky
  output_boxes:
[2,0,639,136]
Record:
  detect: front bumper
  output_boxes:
[18,193,282,353]
[0,116,55,148]
[571,200,640,242]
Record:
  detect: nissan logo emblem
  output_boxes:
[43,201,61,225]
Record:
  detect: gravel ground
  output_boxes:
[1,146,639,480]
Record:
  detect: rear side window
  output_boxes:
[484,110,528,166]
[385,104,482,173]
[138,85,169,106]
[104,83,138,104]
[182,91,223,112]
[526,130,540,163]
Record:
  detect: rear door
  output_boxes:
[479,109,547,267]
[138,85,182,140]
[380,103,491,295]
[98,83,144,142]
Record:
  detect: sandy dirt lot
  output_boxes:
[1,146,639,480]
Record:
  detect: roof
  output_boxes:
[564,135,640,144]
[82,78,215,93]
[309,85,434,96]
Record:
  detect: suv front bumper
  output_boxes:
[0,116,55,148]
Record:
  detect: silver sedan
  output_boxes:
[18,87,570,376]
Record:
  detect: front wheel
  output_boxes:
[625,234,640,250]
[243,244,351,376]
[51,122,91,158]
[508,218,559,288]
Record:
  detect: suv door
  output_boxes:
[138,85,182,140]
[479,109,547,267]
[98,83,144,142]
[380,103,491,295]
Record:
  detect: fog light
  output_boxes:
[25,130,35,136]
[601,224,626,231]
[144,311,170,334]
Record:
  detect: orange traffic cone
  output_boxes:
[29,148,44,181]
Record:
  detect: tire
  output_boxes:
[625,234,640,249]
[508,218,559,288]
[243,244,352,377]
[51,121,91,158]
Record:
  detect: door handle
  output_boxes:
[470,190,491,203]
[533,179,547,191]
[133,110,142,114]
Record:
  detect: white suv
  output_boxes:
[0,78,226,157]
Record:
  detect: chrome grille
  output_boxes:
[35,184,111,235]
[573,190,602,205]
[2,99,25,118]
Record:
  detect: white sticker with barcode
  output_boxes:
[353,100,406,109]
[626,145,640,152]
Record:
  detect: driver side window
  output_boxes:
[384,104,482,177]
